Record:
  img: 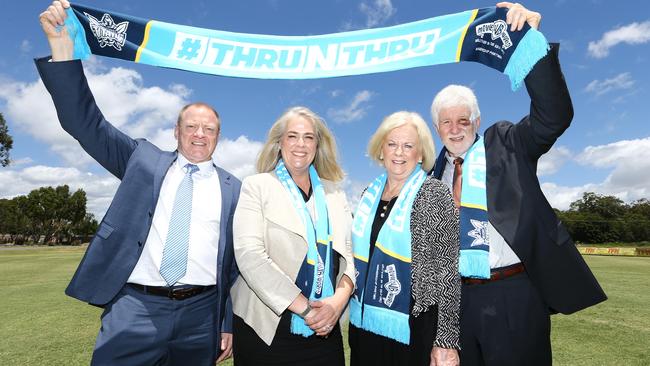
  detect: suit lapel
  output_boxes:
[267,172,308,242]
[153,151,176,204]
[216,166,233,270]
[432,147,448,179]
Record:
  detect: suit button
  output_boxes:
[138,241,143,247]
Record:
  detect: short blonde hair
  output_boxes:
[256,106,344,182]
[367,111,436,172]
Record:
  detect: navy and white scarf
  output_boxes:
[349,166,426,344]
[275,160,335,337]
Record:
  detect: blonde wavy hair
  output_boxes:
[256,106,344,182]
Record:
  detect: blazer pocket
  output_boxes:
[96,222,115,240]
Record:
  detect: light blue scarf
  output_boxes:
[275,160,334,337]
[64,5,548,90]
[349,165,426,344]
[458,136,490,278]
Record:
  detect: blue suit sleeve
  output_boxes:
[34,57,137,180]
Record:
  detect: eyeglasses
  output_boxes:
[180,122,219,136]
[385,141,416,152]
[284,132,317,145]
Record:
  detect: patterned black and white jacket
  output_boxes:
[410,176,461,350]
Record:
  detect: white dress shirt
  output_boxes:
[441,152,521,269]
[128,154,222,286]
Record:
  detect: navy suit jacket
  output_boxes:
[432,45,606,314]
[35,58,241,336]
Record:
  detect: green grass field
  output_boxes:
[1,247,648,365]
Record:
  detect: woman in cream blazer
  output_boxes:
[231,106,354,366]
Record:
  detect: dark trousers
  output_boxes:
[459,272,551,366]
[348,305,438,366]
[233,313,344,366]
[91,284,219,366]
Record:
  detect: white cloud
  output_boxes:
[327,90,374,123]
[330,89,343,98]
[213,135,263,180]
[541,137,650,209]
[8,157,34,167]
[538,146,572,176]
[0,63,189,167]
[20,40,32,53]
[588,21,650,58]
[340,176,371,212]
[584,72,635,96]
[575,137,650,168]
[360,0,396,28]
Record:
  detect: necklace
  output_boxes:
[379,195,399,218]
[380,181,403,218]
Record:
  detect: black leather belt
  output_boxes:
[462,263,525,285]
[128,283,215,300]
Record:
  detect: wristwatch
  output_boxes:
[299,304,312,318]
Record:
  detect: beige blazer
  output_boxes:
[231,172,355,345]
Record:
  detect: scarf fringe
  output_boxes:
[459,250,491,279]
[65,8,91,60]
[504,28,549,91]
[290,314,315,338]
[361,304,410,345]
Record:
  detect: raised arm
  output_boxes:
[496,3,574,159]
[520,44,574,159]
[37,0,137,179]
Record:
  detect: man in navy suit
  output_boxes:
[37,1,240,364]
[429,3,606,365]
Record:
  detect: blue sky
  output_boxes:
[1,0,649,218]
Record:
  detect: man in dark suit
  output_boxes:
[430,3,606,365]
[37,1,240,364]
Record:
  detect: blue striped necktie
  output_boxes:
[160,163,199,286]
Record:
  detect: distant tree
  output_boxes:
[629,199,650,219]
[560,192,650,243]
[0,112,13,167]
[569,192,627,219]
[0,196,32,244]
[74,213,99,237]
[22,185,88,244]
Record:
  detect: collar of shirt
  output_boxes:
[445,150,467,166]
[176,153,216,178]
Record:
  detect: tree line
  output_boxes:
[556,192,650,244]
[0,185,98,245]
[1,185,648,246]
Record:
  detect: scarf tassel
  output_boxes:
[459,249,491,279]
[504,28,550,91]
[290,314,315,338]
[361,304,411,345]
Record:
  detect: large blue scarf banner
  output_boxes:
[66,3,549,89]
